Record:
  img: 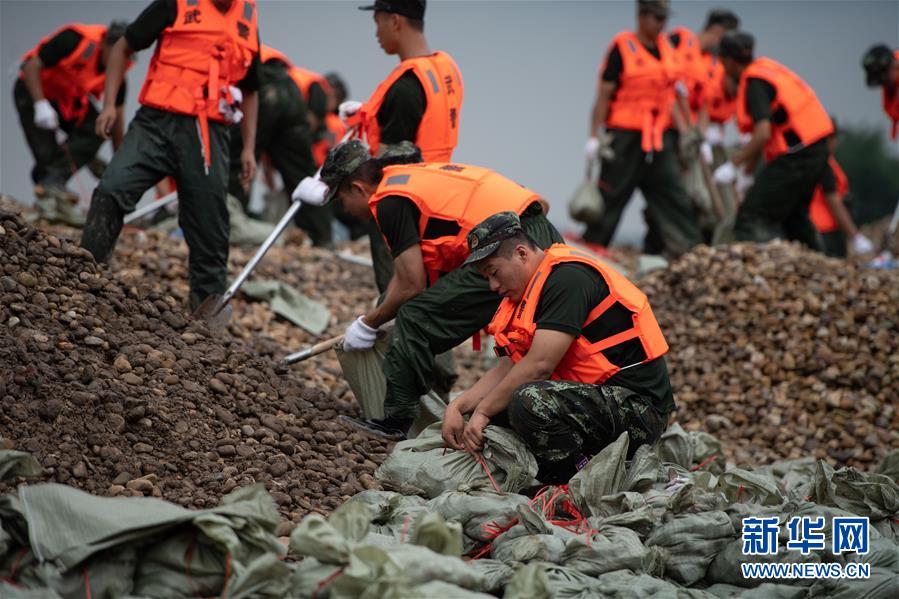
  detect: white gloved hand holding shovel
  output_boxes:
[291,176,329,206]
[343,316,378,351]
[338,100,363,123]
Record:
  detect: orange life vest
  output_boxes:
[488,244,669,385]
[704,54,736,124]
[259,44,331,105]
[670,26,706,120]
[139,0,259,169]
[352,52,463,162]
[20,24,125,124]
[368,163,539,283]
[735,57,833,161]
[881,50,899,140]
[809,157,849,234]
[312,113,347,167]
[605,31,678,152]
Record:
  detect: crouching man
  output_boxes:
[442,212,677,484]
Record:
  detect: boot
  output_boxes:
[53,190,86,227]
[338,415,413,441]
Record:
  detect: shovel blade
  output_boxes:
[193,294,232,335]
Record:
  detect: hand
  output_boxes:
[462,411,490,453]
[735,171,754,196]
[441,404,465,450]
[343,316,378,351]
[239,147,256,186]
[713,161,738,185]
[291,176,329,206]
[704,124,724,146]
[95,105,117,139]
[852,233,874,254]
[338,100,363,122]
[584,136,600,159]
[33,99,59,130]
[219,86,244,124]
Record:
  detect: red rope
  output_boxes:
[399,516,412,544]
[83,565,92,599]
[312,567,344,599]
[735,485,746,501]
[184,532,202,598]
[690,454,719,472]
[474,452,502,493]
[219,553,232,599]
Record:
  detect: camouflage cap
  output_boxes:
[378,141,423,165]
[463,211,524,265]
[320,140,372,204]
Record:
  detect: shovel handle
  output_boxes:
[281,335,344,365]
[123,192,178,225]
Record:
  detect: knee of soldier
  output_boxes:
[508,381,555,432]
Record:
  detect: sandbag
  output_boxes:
[470,559,515,594]
[241,280,330,335]
[878,449,899,483]
[715,468,785,506]
[658,423,726,474]
[810,461,899,520]
[705,582,809,598]
[647,510,736,585]
[594,568,718,598]
[427,490,530,546]
[0,450,42,481]
[568,163,604,225]
[567,432,630,516]
[561,526,653,576]
[375,423,537,498]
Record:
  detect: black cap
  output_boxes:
[637,0,670,18]
[862,44,895,87]
[359,0,425,20]
[464,212,524,265]
[325,72,349,104]
[719,30,755,64]
[705,8,739,30]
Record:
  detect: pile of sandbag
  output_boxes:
[288,425,899,598]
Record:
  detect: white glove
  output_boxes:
[586,131,615,161]
[699,141,714,165]
[34,99,59,130]
[735,171,754,196]
[852,233,874,254]
[338,100,363,122]
[219,86,244,124]
[343,316,378,351]
[291,176,329,206]
[704,124,724,146]
[713,161,737,185]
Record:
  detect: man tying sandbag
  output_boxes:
[443,212,676,484]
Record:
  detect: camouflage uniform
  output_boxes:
[506,380,670,484]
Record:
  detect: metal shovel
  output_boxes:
[280,334,345,366]
[193,198,305,331]
[123,192,178,225]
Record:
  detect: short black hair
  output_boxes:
[719,30,754,65]
[704,8,739,31]
[105,20,128,46]
[496,231,538,259]
[339,160,383,197]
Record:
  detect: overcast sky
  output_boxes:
[2,0,897,243]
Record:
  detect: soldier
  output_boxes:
[443,213,675,484]
[80,0,260,310]
[15,21,131,225]
[295,140,562,439]
[584,0,701,257]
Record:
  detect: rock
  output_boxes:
[126,478,154,494]
[83,336,104,347]
[121,373,143,385]
[209,378,229,395]
[16,272,37,287]
[114,355,132,373]
[217,445,236,458]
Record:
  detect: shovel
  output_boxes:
[123,192,178,225]
[280,334,344,366]
[193,197,305,331]
[194,127,356,330]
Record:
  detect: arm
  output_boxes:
[238,91,258,184]
[462,329,575,452]
[96,37,133,139]
[731,119,770,168]
[22,56,47,102]
[362,244,427,328]
[442,358,514,450]
[824,192,859,238]
[590,81,616,137]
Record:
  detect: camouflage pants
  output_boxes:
[506,380,670,484]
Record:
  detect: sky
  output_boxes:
[1,0,897,243]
